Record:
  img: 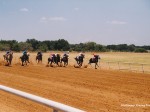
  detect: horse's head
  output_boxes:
[81,54,85,58]
[74,57,78,61]
[96,55,100,60]
[56,54,60,57]
[98,56,100,59]
[20,56,23,59]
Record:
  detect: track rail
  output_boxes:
[0,85,85,112]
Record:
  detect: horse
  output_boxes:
[47,54,61,67]
[88,55,100,69]
[61,55,69,67]
[36,54,42,63]
[3,53,13,66]
[74,54,85,67]
[20,54,30,66]
[55,54,61,66]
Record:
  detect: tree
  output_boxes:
[95,44,103,51]
[55,39,70,51]
[128,44,135,52]
[0,44,10,51]
[12,43,20,51]
[38,43,48,52]
[106,45,117,51]
[117,44,128,51]
[19,42,33,51]
[85,42,96,51]
[135,48,148,53]
[26,39,39,50]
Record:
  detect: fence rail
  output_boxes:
[0,85,85,112]
[99,61,150,73]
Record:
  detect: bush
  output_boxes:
[38,44,48,52]
[135,48,148,53]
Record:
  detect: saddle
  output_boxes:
[92,58,96,61]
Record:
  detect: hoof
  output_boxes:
[46,65,49,67]
[84,65,88,68]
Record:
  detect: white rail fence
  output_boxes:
[0,85,85,112]
[99,61,150,73]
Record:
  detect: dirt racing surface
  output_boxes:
[0,63,150,112]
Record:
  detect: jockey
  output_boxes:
[6,50,10,55]
[6,50,13,56]
[93,53,99,61]
[22,50,30,63]
[63,52,69,58]
[23,50,27,55]
[79,52,84,57]
[50,53,55,59]
[55,53,58,56]
[76,52,84,59]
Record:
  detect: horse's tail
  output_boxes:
[3,55,6,60]
[36,56,38,60]
[20,56,22,59]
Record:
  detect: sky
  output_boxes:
[0,0,150,45]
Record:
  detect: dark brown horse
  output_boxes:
[61,55,69,67]
[3,52,13,66]
[20,54,30,66]
[48,54,61,67]
[88,55,100,69]
[36,54,42,63]
[74,54,85,67]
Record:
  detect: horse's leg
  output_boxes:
[22,60,24,66]
[66,60,68,66]
[28,58,30,63]
[95,63,97,69]
[9,59,11,65]
[56,60,59,66]
[95,62,98,69]
[48,58,50,65]
[60,59,63,67]
[63,61,66,67]
[79,62,82,67]
[96,62,99,67]
[50,60,52,66]
[65,60,67,67]
[25,60,27,65]
[66,59,68,66]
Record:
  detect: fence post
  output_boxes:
[141,64,144,73]
[108,62,110,69]
[118,62,120,70]
[129,63,131,70]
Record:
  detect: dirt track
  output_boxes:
[0,63,150,112]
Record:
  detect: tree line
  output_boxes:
[0,39,149,53]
